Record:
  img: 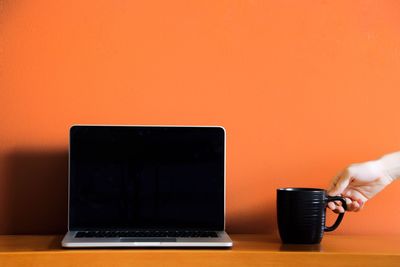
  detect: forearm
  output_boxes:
[377,151,400,181]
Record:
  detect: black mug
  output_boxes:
[277,188,347,244]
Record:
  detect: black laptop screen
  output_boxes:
[69,126,225,231]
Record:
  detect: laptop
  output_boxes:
[62,125,232,247]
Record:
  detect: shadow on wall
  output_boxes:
[4,149,68,234]
[227,203,277,234]
[2,149,277,235]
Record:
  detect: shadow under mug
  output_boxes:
[277,188,347,244]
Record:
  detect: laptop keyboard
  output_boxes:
[75,230,219,238]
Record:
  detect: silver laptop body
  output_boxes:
[62,125,232,248]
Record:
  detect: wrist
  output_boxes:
[376,152,400,181]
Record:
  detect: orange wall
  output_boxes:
[1,0,400,235]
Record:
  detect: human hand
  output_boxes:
[327,152,400,213]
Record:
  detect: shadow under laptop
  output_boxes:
[3,149,68,234]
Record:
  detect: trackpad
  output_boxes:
[120,238,177,242]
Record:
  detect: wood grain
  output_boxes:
[1,234,399,267]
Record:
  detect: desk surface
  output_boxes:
[0,234,399,267]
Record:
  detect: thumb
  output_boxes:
[328,171,351,196]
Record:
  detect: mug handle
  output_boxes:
[324,196,347,232]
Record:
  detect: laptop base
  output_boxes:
[62,231,233,248]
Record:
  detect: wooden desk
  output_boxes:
[0,234,399,266]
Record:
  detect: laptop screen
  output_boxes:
[69,126,225,231]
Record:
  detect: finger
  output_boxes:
[328,201,345,213]
[327,202,342,214]
[353,199,365,212]
[327,172,342,192]
[352,201,361,212]
[334,200,343,206]
[344,198,353,211]
[343,194,361,211]
[356,204,364,212]
[330,206,341,214]
[328,170,351,196]
[353,206,363,212]
[346,200,358,211]
[337,205,345,213]
[327,202,336,210]
[344,190,368,205]
[343,197,354,211]
[343,190,352,198]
